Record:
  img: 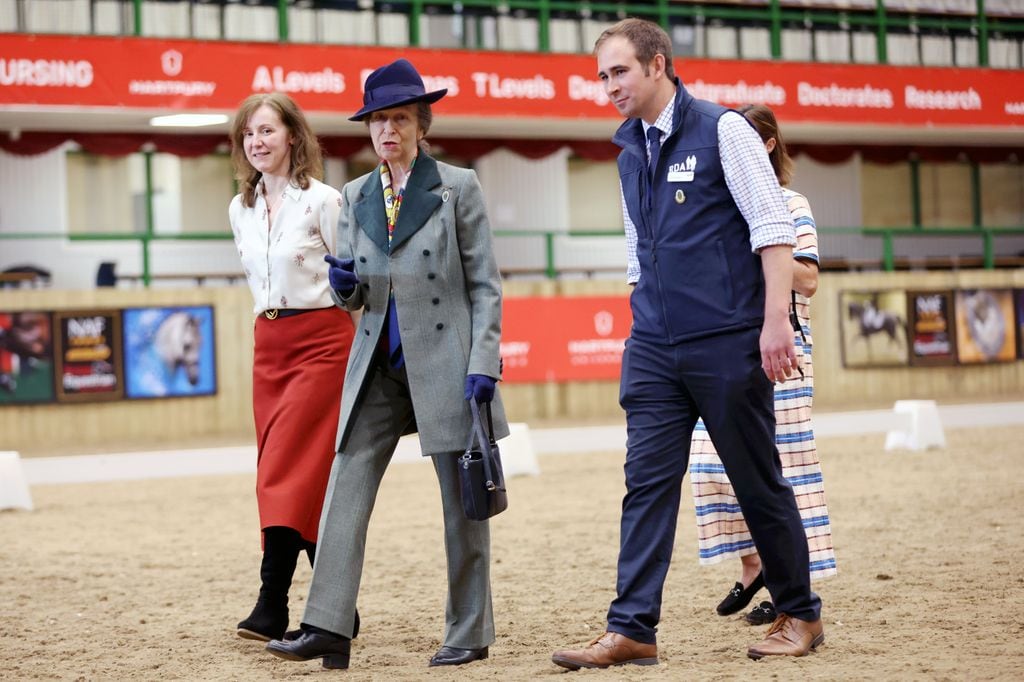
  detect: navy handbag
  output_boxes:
[458,397,508,520]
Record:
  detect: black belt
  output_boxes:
[262,308,323,320]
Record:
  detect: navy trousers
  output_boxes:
[607,327,821,644]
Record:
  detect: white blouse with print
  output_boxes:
[229,177,343,315]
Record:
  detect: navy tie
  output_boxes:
[647,126,662,179]
[385,295,404,369]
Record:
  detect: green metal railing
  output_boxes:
[9,225,1019,285]
[82,0,1021,68]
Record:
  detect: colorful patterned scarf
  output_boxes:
[379,156,416,247]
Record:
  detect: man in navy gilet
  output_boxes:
[552,18,824,668]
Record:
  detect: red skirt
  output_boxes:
[253,307,353,544]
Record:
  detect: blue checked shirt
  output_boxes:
[623,97,796,284]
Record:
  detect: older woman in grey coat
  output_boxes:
[266,58,508,671]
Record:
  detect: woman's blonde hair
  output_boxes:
[230,92,323,208]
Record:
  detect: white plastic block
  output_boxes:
[884,400,946,451]
[0,451,34,511]
[498,423,540,478]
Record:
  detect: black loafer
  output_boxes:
[266,630,351,670]
[745,601,777,625]
[428,646,489,667]
[716,573,765,616]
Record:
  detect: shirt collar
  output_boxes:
[642,95,675,139]
[254,178,302,203]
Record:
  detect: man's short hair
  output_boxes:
[594,18,676,81]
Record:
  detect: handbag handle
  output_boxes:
[467,397,499,491]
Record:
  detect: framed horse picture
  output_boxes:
[839,290,910,368]
[122,306,217,399]
[53,310,124,403]
[954,289,1017,364]
[1015,289,1024,361]
[0,310,56,405]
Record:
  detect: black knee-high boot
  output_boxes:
[303,540,315,568]
[237,526,302,641]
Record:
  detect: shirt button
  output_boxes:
[436,323,444,330]
[364,329,370,335]
[363,282,369,289]
[422,249,430,256]
[427,273,436,280]
[432,297,440,305]
[359,256,367,263]
[365,304,371,312]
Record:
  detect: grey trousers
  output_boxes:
[302,360,495,649]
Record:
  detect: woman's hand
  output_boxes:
[464,374,496,403]
[324,254,359,297]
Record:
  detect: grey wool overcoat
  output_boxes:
[332,153,509,456]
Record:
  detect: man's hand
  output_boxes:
[324,254,359,297]
[760,313,798,383]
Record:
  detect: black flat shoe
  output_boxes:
[279,610,358,643]
[716,573,765,616]
[428,646,489,667]
[745,601,777,625]
[266,630,351,670]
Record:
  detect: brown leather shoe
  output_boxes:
[747,614,825,660]
[551,631,658,670]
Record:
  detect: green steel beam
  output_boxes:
[770,0,782,59]
[278,0,288,41]
[143,151,154,287]
[875,0,888,64]
[410,0,422,47]
[977,0,989,66]
[538,0,550,52]
[541,233,553,279]
[881,230,895,271]
[657,0,670,29]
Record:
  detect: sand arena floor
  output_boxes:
[1,424,1023,681]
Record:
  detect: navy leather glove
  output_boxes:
[324,254,359,297]
[465,374,496,403]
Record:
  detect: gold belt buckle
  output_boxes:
[264,309,279,320]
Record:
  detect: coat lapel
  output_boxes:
[354,167,389,253]
[390,154,442,252]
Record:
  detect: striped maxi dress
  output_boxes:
[688,187,837,581]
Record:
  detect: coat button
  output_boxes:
[363,282,369,289]
[364,329,370,335]
[427,273,436,280]
[359,256,367,263]
[436,322,444,330]
[432,297,440,305]
[365,304,370,312]
[422,249,430,256]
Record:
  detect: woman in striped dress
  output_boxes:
[688,104,836,625]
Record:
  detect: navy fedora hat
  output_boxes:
[349,58,447,122]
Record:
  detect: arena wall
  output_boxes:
[2,269,1022,453]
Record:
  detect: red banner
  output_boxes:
[501,296,631,383]
[2,35,1023,129]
